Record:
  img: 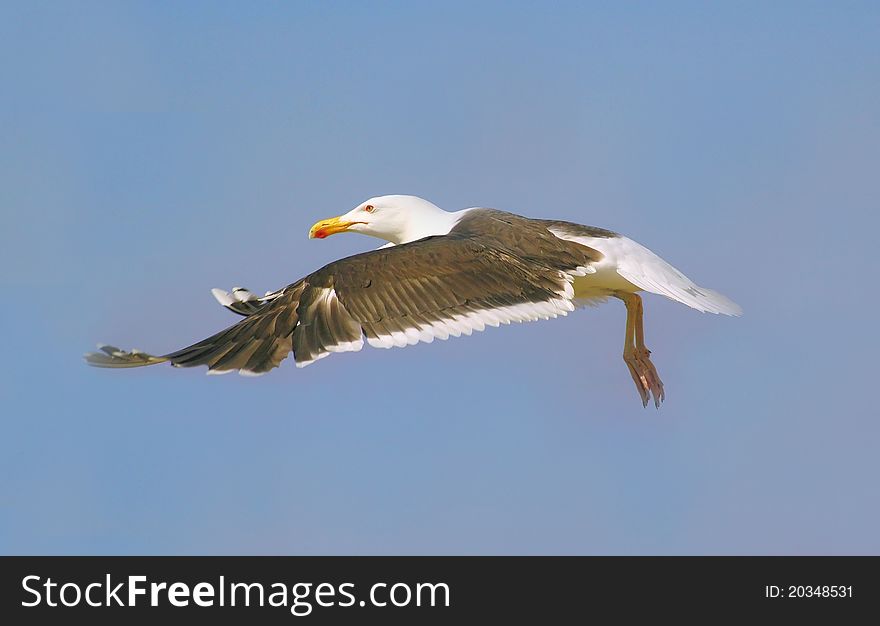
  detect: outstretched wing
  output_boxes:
[292,230,598,367]
[86,284,307,375]
[86,213,602,376]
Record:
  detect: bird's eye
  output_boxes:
[364,205,375,213]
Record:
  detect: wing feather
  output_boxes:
[86,211,603,375]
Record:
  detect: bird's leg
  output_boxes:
[617,292,665,408]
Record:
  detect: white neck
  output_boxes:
[395,208,468,245]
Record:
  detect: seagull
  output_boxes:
[86,195,741,407]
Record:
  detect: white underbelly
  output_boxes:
[571,267,638,304]
[553,232,641,304]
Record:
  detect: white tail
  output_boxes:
[613,236,742,315]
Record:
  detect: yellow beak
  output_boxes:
[308,216,364,239]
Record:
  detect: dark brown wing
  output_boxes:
[85,210,603,375]
[291,210,602,365]
[85,283,307,375]
[164,282,306,374]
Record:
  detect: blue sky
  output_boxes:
[1,1,878,555]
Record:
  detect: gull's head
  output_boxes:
[309,195,451,245]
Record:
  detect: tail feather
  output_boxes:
[614,237,742,316]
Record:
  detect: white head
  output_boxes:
[308,195,456,245]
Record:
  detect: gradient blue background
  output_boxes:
[1,1,878,555]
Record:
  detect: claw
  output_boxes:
[623,353,648,407]
[624,347,664,408]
